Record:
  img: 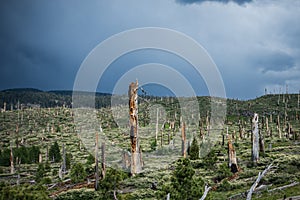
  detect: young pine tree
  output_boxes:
[189,137,199,160]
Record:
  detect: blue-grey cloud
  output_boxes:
[176,0,252,5]
[0,0,299,99]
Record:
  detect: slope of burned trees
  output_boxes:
[0,93,299,199]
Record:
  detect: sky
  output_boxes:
[0,0,299,99]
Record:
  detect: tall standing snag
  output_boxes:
[181,121,187,158]
[252,113,259,163]
[95,131,99,191]
[129,81,142,175]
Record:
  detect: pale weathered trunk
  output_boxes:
[246,164,273,200]
[10,145,14,174]
[277,114,281,139]
[252,113,259,163]
[62,143,66,173]
[155,108,159,145]
[239,120,243,139]
[95,131,99,190]
[266,117,269,136]
[181,121,186,158]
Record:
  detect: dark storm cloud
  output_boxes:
[176,0,252,5]
[0,0,299,98]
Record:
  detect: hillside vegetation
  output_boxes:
[0,89,299,199]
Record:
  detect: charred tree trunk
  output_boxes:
[129,81,141,175]
[101,142,106,179]
[259,130,265,156]
[252,113,259,163]
[228,135,239,173]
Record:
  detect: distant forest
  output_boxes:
[0,88,112,109]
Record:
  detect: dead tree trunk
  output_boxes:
[199,118,203,139]
[266,117,269,136]
[239,120,243,139]
[181,121,187,158]
[252,113,259,163]
[129,81,141,175]
[246,164,273,200]
[155,108,159,146]
[206,112,210,136]
[259,130,265,156]
[101,142,106,179]
[62,143,66,174]
[10,145,14,174]
[277,114,281,139]
[228,135,239,173]
[3,102,6,112]
[95,131,99,191]
[199,185,212,200]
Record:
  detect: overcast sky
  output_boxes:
[0,0,299,99]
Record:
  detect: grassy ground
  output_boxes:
[0,94,299,199]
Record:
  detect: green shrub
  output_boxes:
[190,137,199,160]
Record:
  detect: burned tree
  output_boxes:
[228,135,239,173]
[129,81,142,175]
[252,113,259,163]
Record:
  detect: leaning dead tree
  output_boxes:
[129,80,142,175]
[246,164,273,200]
[199,185,212,200]
[252,113,259,163]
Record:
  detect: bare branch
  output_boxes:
[246,164,273,200]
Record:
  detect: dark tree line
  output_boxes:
[0,145,40,166]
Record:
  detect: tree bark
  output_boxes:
[129,81,141,175]
[228,135,239,173]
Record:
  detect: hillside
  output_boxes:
[0,89,299,199]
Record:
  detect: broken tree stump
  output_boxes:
[228,135,239,173]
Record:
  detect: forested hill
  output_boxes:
[0,88,299,115]
[0,88,112,109]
